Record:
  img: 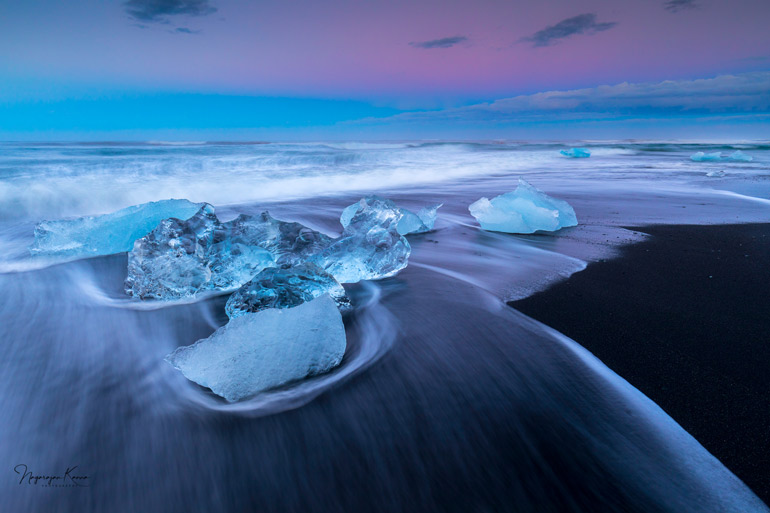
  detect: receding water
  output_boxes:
[1,141,768,512]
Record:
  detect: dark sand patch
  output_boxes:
[511,224,770,502]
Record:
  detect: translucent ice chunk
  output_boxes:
[30,199,203,258]
[690,151,722,162]
[341,197,442,235]
[728,150,753,162]
[560,148,591,158]
[225,262,350,319]
[469,179,578,234]
[229,211,334,266]
[315,196,410,283]
[397,204,443,235]
[166,294,346,402]
[126,205,333,299]
[706,170,726,178]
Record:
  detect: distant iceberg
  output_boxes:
[690,151,722,162]
[560,148,591,158]
[225,262,350,319]
[341,197,442,235]
[126,205,332,299]
[166,294,346,402]
[728,150,753,162]
[30,199,203,258]
[469,179,578,234]
[315,196,410,283]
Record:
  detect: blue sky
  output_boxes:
[1,0,769,140]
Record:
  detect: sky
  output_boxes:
[1,0,769,140]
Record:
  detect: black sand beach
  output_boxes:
[511,224,770,503]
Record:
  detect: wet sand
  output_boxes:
[511,223,770,502]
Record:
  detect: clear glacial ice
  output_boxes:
[341,197,442,235]
[166,294,346,402]
[127,197,413,299]
[691,151,723,162]
[314,196,411,283]
[691,150,752,162]
[469,179,578,234]
[125,205,332,299]
[729,150,753,162]
[397,203,443,234]
[560,148,591,158]
[225,262,350,319]
[706,170,726,177]
[30,199,203,258]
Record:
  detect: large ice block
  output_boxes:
[469,179,578,234]
[126,205,333,299]
[229,211,334,266]
[315,196,410,283]
[166,294,346,402]
[560,148,591,158]
[225,262,350,318]
[30,199,203,258]
[690,151,722,162]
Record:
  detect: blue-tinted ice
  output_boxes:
[126,205,333,299]
[397,203,443,234]
[690,151,723,162]
[30,199,203,258]
[315,196,411,283]
[166,294,346,402]
[225,262,350,319]
[560,148,591,158]
[341,197,442,235]
[469,179,578,234]
[729,150,753,162]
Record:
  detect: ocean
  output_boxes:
[0,141,768,512]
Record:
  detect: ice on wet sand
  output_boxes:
[397,203,443,234]
[341,197,442,235]
[225,262,350,318]
[469,179,578,234]
[30,199,203,258]
[166,294,346,402]
[315,196,411,283]
[560,148,591,158]
[728,150,753,162]
[691,151,722,162]
[126,205,332,299]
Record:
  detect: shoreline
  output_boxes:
[510,223,770,503]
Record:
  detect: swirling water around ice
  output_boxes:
[0,141,769,512]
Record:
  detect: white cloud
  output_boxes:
[364,72,770,125]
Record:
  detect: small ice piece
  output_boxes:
[315,196,410,283]
[341,198,442,235]
[30,199,203,258]
[126,206,333,299]
[225,262,350,319]
[690,151,722,162]
[706,170,726,178]
[728,150,753,162]
[166,294,346,402]
[397,204,443,235]
[560,148,591,158]
[469,179,578,234]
